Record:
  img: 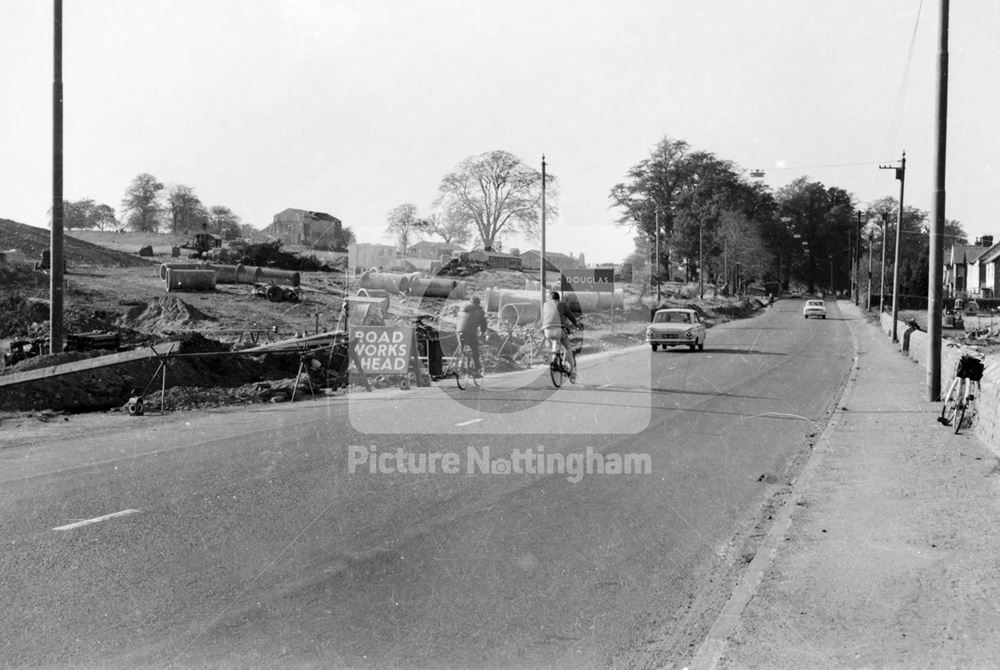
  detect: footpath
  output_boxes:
[691,300,1000,669]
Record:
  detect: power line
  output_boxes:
[882,0,925,158]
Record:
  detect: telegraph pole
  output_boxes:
[539,155,547,307]
[654,208,660,304]
[879,212,888,313]
[50,0,65,354]
[855,211,862,305]
[881,152,907,341]
[867,230,873,311]
[928,0,949,401]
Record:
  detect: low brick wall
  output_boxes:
[876,308,999,449]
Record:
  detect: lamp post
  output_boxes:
[867,230,874,310]
[654,207,660,304]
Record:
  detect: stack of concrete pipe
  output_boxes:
[164,268,216,292]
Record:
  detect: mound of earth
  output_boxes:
[117,296,217,334]
[0,218,156,268]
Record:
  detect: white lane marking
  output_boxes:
[52,508,140,531]
[455,418,483,427]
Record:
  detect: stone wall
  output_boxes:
[877,309,999,449]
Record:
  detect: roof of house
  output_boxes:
[974,241,1000,265]
[411,240,463,250]
[948,244,990,264]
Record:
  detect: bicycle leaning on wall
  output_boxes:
[938,353,985,434]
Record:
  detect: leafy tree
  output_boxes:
[208,205,242,241]
[775,178,856,293]
[58,199,117,230]
[385,203,427,255]
[611,137,778,288]
[168,185,208,235]
[437,150,554,251]
[121,173,165,233]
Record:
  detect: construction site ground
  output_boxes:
[1,219,765,423]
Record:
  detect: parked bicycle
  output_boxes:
[547,326,582,388]
[442,338,481,390]
[938,353,985,434]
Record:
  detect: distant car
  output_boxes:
[803,300,827,319]
[646,308,706,351]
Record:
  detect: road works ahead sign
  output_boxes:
[560,268,614,293]
[351,325,414,374]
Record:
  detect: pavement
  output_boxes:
[690,300,1000,669]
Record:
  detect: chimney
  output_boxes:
[982,235,994,247]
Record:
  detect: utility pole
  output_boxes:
[928,0,949,401]
[540,155,547,308]
[867,230,874,311]
[855,211,862,305]
[699,222,704,299]
[654,207,660,304]
[50,0,65,355]
[879,212,888,313]
[881,151,907,342]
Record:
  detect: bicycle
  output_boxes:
[442,336,481,390]
[938,354,985,434]
[546,326,581,388]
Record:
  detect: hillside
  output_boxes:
[0,219,155,268]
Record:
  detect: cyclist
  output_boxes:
[455,296,489,377]
[541,291,581,382]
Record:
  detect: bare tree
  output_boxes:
[437,150,554,251]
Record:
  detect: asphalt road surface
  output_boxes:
[1,298,854,669]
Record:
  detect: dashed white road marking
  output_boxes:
[52,509,140,531]
[455,418,483,427]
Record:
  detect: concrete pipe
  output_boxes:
[237,265,262,284]
[361,271,409,294]
[410,277,467,300]
[499,301,540,326]
[356,287,391,300]
[207,264,240,284]
[159,263,202,281]
[165,268,216,292]
[256,267,300,287]
[497,289,541,311]
[485,288,501,312]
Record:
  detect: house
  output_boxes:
[971,240,1000,298]
[349,243,398,271]
[945,236,993,298]
[268,208,344,250]
[409,240,465,261]
[519,250,580,272]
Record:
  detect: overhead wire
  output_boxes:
[882,0,925,160]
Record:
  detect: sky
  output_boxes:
[2,0,999,265]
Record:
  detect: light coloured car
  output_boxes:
[646,308,706,352]
[802,299,827,319]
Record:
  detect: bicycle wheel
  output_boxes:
[549,353,564,388]
[954,400,966,434]
[452,354,466,390]
[939,379,960,426]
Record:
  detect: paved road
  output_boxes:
[0,299,854,669]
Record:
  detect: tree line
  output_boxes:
[609,136,968,298]
[59,173,252,241]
